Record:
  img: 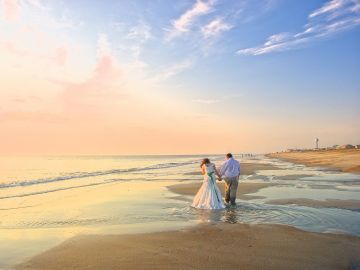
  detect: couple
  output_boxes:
[192,153,240,210]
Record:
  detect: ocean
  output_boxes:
[1,155,359,268]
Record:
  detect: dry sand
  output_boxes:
[268,149,360,173]
[16,223,360,270]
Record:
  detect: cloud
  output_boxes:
[1,0,20,21]
[97,33,111,59]
[201,17,233,38]
[166,0,214,40]
[126,23,152,42]
[53,46,68,66]
[154,59,193,81]
[237,0,360,55]
[126,22,152,60]
[56,34,123,110]
[309,0,345,18]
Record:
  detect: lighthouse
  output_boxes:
[315,138,319,149]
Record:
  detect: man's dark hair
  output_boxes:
[226,153,233,158]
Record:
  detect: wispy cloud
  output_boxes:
[201,17,233,38]
[126,23,152,42]
[153,59,193,82]
[126,22,152,60]
[165,0,215,41]
[237,0,360,55]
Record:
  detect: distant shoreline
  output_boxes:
[266,149,360,174]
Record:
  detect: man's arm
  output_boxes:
[214,166,222,181]
[219,161,227,176]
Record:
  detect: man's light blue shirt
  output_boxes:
[220,157,240,178]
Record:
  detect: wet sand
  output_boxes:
[169,181,360,210]
[16,223,360,270]
[267,198,360,211]
[169,162,280,200]
[268,149,360,173]
[168,182,274,200]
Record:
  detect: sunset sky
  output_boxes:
[1,0,359,155]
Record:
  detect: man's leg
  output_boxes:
[224,177,231,203]
[229,176,239,205]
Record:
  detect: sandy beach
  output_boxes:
[6,158,360,269]
[268,149,360,173]
[16,223,360,270]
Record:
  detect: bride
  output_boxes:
[191,158,225,209]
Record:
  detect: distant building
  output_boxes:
[338,144,355,149]
[356,145,360,149]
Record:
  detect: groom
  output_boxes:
[219,153,240,205]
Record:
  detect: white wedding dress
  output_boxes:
[191,163,225,209]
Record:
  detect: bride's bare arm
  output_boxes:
[200,165,205,175]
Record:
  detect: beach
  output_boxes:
[267,149,360,173]
[16,223,360,270]
[3,155,360,270]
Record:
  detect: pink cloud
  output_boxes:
[53,46,68,66]
[56,52,123,113]
[1,0,21,22]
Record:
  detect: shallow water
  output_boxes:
[1,155,359,268]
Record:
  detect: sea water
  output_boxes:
[1,155,359,268]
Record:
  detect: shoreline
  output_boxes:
[12,160,360,270]
[267,149,360,174]
[15,223,360,270]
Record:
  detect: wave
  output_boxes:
[0,160,198,190]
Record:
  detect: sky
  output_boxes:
[0,0,359,155]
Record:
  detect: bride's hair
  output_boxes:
[200,158,210,167]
